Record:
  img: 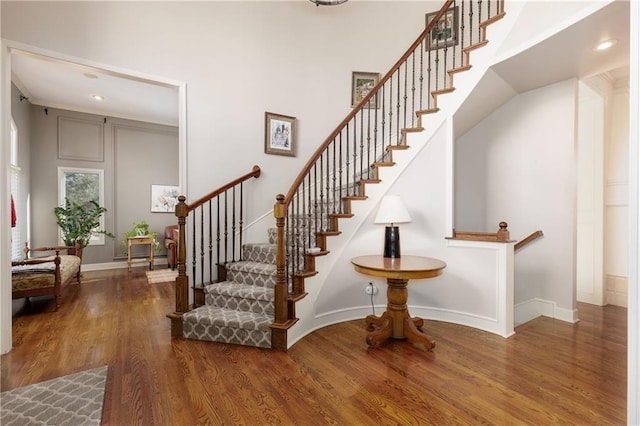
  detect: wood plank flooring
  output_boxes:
[2,268,627,425]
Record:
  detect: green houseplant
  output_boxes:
[120,220,160,254]
[54,198,114,254]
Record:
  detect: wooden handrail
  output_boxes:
[187,165,261,212]
[283,1,454,207]
[449,221,511,242]
[515,230,543,251]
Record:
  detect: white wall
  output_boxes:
[1,1,442,223]
[456,79,579,320]
[576,80,604,306]
[604,78,630,306]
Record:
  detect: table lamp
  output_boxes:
[374,195,412,258]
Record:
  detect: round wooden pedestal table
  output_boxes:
[351,255,446,350]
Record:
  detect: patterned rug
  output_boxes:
[0,366,108,426]
[146,268,178,284]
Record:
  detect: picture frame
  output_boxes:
[264,112,296,157]
[351,71,380,109]
[151,184,179,213]
[425,6,459,50]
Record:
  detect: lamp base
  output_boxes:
[383,226,401,258]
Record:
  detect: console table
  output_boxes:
[127,236,155,272]
[351,255,446,350]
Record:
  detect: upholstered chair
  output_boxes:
[164,225,179,269]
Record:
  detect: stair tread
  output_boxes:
[205,281,274,300]
[227,260,276,274]
[183,305,273,330]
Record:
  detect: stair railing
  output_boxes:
[167,165,261,336]
[272,0,505,338]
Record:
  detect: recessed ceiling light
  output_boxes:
[92,94,105,101]
[595,39,617,51]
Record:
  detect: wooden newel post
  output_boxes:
[497,221,509,242]
[167,195,189,337]
[270,194,290,351]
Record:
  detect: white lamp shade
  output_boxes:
[374,195,412,225]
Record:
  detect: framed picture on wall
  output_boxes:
[351,71,380,108]
[425,6,459,50]
[151,185,179,213]
[264,112,296,157]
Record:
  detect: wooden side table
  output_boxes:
[127,236,155,272]
[351,255,446,350]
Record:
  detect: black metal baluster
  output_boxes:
[394,71,399,145]
[345,125,351,197]
[452,0,457,71]
[381,85,386,154]
[192,210,197,298]
[461,1,466,65]
[332,139,337,214]
[427,44,432,109]
[359,111,364,182]
[326,147,331,229]
[389,75,394,147]
[374,92,379,164]
[231,186,237,262]
[224,191,229,265]
[208,200,213,283]
[302,174,312,251]
[199,205,204,286]
[216,197,220,275]
[319,152,325,233]
[469,0,474,46]
[478,0,482,42]
[239,183,244,260]
[420,40,424,111]
[366,104,372,178]
[338,132,344,201]
[314,163,318,245]
[352,118,357,190]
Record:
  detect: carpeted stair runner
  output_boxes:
[182,162,378,349]
[182,242,276,348]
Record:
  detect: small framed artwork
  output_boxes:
[425,6,459,50]
[264,112,296,157]
[151,185,179,213]
[351,71,380,108]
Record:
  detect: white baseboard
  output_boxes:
[515,298,579,325]
[81,258,167,272]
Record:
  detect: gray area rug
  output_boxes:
[0,365,108,426]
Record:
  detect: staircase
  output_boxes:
[170,0,507,350]
[182,241,276,348]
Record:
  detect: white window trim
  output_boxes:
[58,166,106,246]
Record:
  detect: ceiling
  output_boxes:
[455,0,629,138]
[11,50,179,127]
[491,0,630,94]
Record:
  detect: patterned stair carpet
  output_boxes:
[145,268,178,284]
[0,365,108,426]
[182,242,276,348]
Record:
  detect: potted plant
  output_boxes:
[54,198,114,257]
[120,220,160,254]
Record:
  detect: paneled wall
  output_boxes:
[28,105,178,265]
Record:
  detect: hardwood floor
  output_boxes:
[2,268,627,425]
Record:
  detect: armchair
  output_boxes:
[164,225,179,270]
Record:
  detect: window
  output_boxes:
[58,167,106,245]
